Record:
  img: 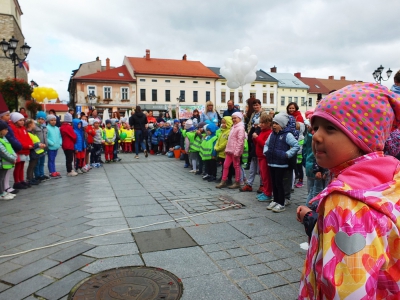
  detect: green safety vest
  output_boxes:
[242,139,249,164]
[200,136,217,160]
[0,138,15,169]
[187,132,201,152]
[28,133,45,155]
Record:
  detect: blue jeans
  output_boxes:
[306,177,326,206]
[134,130,146,155]
[113,142,119,159]
[34,155,45,178]
[48,149,58,173]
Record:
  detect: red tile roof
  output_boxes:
[127,57,220,79]
[297,77,330,94]
[317,78,360,92]
[44,104,69,112]
[74,66,135,82]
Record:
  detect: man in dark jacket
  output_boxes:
[167,125,182,151]
[223,100,239,117]
[129,106,148,158]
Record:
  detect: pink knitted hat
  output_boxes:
[311,83,400,153]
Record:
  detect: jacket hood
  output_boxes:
[134,111,144,118]
[72,119,82,130]
[206,123,217,136]
[222,116,233,131]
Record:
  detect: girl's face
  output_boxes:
[81,116,87,122]
[49,119,56,126]
[288,105,296,114]
[312,117,361,169]
[232,115,241,125]
[16,119,25,127]
[94,122,99,128]
[28,122,35,131]
[272,122,282,133]
[221,119,226,129]
[78,123,82,129]
[1,113,10,122]
[259,121,271,131]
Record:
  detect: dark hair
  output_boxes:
[252,99,261,105]
[193,109,199,115]
[69,108,74,112]
[80,112,85,117]
[394,70,400,84]
[49,109,56,114]
[286,102,299,114]
[135,106,142,113]
[245,97,257,119]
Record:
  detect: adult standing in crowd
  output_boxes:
[191,109,201,123]
[246,99,266,169]
[68,108,75,118]
[147,111,157,123]
[90,109,99,119]
[157,112,165,123]
[200,101,219,123]
[223,100,239,117]
[48,109,61,127]
[19,107,28,118]
[112,111,120,120]
[129,106,148,159]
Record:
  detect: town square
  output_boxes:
[0,1,399,299]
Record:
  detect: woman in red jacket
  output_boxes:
[286,102,304,123]
[9,112,33,189]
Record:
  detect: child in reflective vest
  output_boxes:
[0,120,17,200]
[25,119,46,186]
[104,119,116,162]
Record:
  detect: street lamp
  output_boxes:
[0,36,31,111]
[372,65,393,84]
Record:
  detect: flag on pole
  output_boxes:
[18,60,30,73]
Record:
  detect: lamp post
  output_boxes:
[0,36,31,111]
[373,65,392,84]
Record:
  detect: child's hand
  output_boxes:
[252,133,258,139]
[296,205,311,223]
[75,150,78,153]
[101,140,105,144]
[315,172,322,179]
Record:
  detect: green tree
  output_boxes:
[0,78,32,111]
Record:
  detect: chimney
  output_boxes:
[182,54,187,60]
[328,76,334,80]
[96,56,99,61]
[340,76,346,80]
[146,49,150,60]
[270,66,277,73]
[106,58,110,70]
[294,72,301,79]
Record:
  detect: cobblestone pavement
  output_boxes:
[0,152,309,299]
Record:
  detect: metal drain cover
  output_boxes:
[69,266,183,300]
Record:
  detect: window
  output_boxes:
[206,82,210,84]
[288,96,292,103]
[250,92,256,98]
[193,81,198,84]
[263,85,266,87]
[180,80,185,83]
[180,90,185,102]
[206,91,210,101]
[230,92,234,101]
[294,97,298,104]
[281,96,285,106]
[270,93,274,104]
[165,80,171,83]
[165,90,170,102]
[121,87,128,100]
[152,79,157,82]
[221,83,226,85]
[301,97,305,106]
[118,73,124,77]
[239,92,243,103]
[221,91,226,103]
[140,89,146,101]
[140,79,145,82]
[103,87,111,99]
[262,93,267,104]
[308,98,313,107]
[152,89,157,101]
[88,86,96,96]
[193,91,198,102]
[251,84,255,87]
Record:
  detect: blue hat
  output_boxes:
[36,111,46,120]
[206,123,217,134]
[173,119,179,123]
[105,119,112,125]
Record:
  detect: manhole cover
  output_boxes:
[69,266,183,300]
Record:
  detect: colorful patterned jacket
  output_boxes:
[299,152,400,299]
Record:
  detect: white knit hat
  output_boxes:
[10,112,24,123]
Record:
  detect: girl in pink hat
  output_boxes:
[297,83,400,299]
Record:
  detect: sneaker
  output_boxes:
[5,188,19,194]
[256,186,264,194]
[189,170,196,173]
[76,169,83,174]
[195,171,202,175]
[0,193,14,200]
[295,181,304,188]
[13,182,26,189]
[272,204,286,213]
[87,164,92,170]
[67,171,78,177]
[135,155,139,159]
[42,175,50,180]
[184,164,189,168]
[81,168,88,173]
[105,160,110,163]
[5,192,16,199]
[116,158,122,162]
[285,199,292,206]
[202,174,210,180]
[144,150,148,158]
[258,194,273,202]
[207,176,216,182]
[291,188,295,193]
[29,179,40,185]
[266,201,278,210]
[91,163,97,168]
[50,172,59,179]
[239,184,253,192]
[55,172,62,177]
[23,181,32,188]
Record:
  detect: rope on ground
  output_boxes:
[0,204,239,259]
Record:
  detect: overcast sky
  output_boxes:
[18,0,400,101]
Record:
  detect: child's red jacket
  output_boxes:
[9,122,33,155]
[60,123,77,150]
[85,125,95,144]
[254,129,272,158]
